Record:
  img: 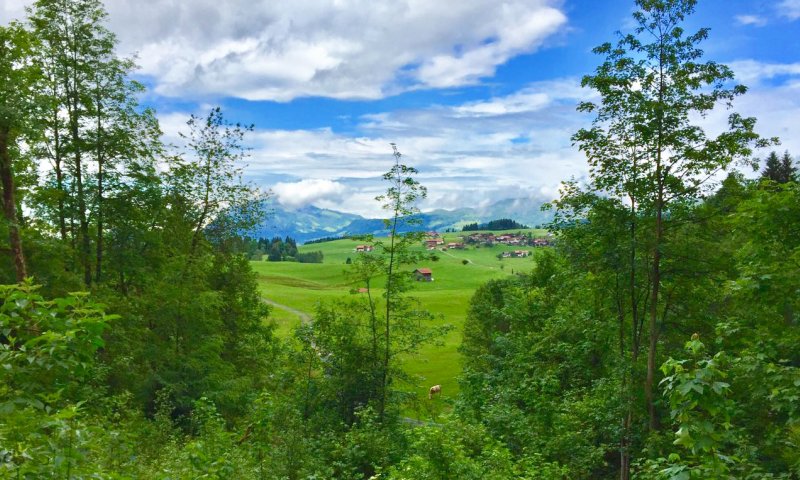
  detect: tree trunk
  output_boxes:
[380,212,398,420]
[646,33,667,432]
[96,155,103,282]
[620,410,632,480]
[53,109,68,242]
[95,97,104,283]
[70,107,92,287]
[190,154,213,257]
[646,178,664,431]
[0,126,27,282]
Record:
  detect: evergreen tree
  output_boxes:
[762,150,797,184]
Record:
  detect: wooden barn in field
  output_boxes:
[413,268,433,282]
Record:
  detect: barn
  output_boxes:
[413,268,433,282]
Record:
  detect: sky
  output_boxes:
[2,0,800,217]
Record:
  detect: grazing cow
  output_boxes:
[429,384,441,399]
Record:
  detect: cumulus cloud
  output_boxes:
[729,60,800,84]
[777,0,800,20]
[690,60,800,171]
[234,78,593,216]
[453,79,590,117]
[272,179,348,209]
[4,0,566,101]
[237,67,800,217]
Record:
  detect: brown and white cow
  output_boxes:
[428,384,441,399]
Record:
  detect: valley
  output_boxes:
[253,229,548,406]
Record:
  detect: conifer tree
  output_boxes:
[762,150,797,184]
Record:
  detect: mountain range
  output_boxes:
[253,197,555,243]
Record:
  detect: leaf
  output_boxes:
[711,381,729,395]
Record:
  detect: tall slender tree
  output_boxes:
[28,0,128,285]
[571,0,773,476]
[176,107,264,258]
[0,23,38,282]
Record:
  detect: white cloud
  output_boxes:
[235,78,593,216]
[693,60,800,170]
[734,14,767,27]
[10,0,567,101]
[236,67,800,217]
[272,179,348,209]
[729,60,800,84]
[777,0,800,19]
[453,79,591,117]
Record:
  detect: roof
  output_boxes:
[415,268,433,275]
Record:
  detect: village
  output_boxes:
[348,230,553,284]
[422,231,552,251]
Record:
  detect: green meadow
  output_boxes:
[252,229,548,404]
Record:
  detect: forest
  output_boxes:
[1,0,799,478]
[462,219,530,232]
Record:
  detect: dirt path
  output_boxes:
[439,249,473,264]
[261,297,311,324]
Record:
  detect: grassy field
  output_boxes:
[251,229,547,407]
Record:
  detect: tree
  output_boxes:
[176,107,264,257]
[29,0,104,285]
[0,23,37,282]
[339,144,448,421]
[375,143,429,418]
[761,150,797,184]
[27,0,158,286]
[570,0,773,475]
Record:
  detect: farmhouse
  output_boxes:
[354,245,373,252]
[413,268,433,282]
[446,242,464,249]
[464,233,495,245]
[424,238,445,249]
[502,250,531,258]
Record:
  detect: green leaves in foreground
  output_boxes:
[0,281,113,477]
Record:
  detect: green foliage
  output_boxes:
[2,1,798,478]
[462,219,529,231]
[263,236,324,262]
[654,338,736,478]
[0,282,113,477]
[761,151,798,184]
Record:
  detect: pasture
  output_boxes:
[251,229,548,410]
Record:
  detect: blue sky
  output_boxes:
[3,0,799,217]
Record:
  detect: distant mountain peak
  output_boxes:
[253,197,553,243]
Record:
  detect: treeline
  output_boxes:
[264,236,323,263]
[224,236,325,262]
[305,235,350,244]
[462,218,529,231]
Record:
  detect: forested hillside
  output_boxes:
[1,0,798,479]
